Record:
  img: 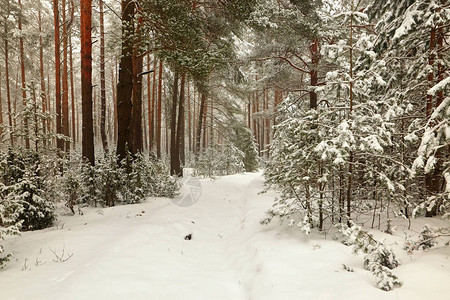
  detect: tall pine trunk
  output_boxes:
[116,0,135,162]
[4,10,13,146]
[346,4,354,224]
[187,81,191,153]
[170,69,180,175]
[156,60,163,158]
[147,54,153,151]
[39,7,47,147]
[177,72,186,166]
[425,26,437,217]
[69,34,76,148]
[18,0,29,149]
[195,92,206,155]
[80,0,95,165]
[99,0,108,153]
[62,0,70,152]
[132,53,143,154]
[53,0,63,151]
[111,68,117,144]
[150,56,157,151]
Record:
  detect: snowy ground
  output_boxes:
[1,172,449,300]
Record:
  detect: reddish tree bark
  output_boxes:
[99,0,108,153]
[187,81,191,153]
[18,0,29,149]
[150,56,157,150]
[156,60,163,158]
[69,34,76,147]
[147,53,152,151]
[4,9,13,146]
[47,73,52,140]
[62,0,70,152]
[39,7,47,147]
[53,0,63,151]
[81,0,95,165]
[309,39,319,110]
[116,0,135,162]
[247,96,251,129]
[111,68,117,144]
[192,87,196,151]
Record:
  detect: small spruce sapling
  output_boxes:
[337,221,402,291]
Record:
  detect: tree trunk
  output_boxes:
[147,53,152,151]
[177,72,186,166]
[0,64,3,137]
[69,34,76,148]
[247,96,251,128]
[116,0,135,162]
[47,73,52,142]
[53,0,63,151]
[38,7,47,147]
[18,0,29,149]
[31,82,38,151]
[99,0,108,153]
[62,0,70,152]
[347,4,354,223]
[156,59,163,158]
[265,89,270,155]
[132,53,143,154]
[187,81,191,153]
[150,56,157,151]
[202,101,207,149]
[111,68,117,144]
[210,96,213,146]
[195,92,206,155]
[80,0,95,165]
[309,39,319,110]
[170,69,181,176]
[192,87,196,151]
[4,11,13,146]
[14,72,17,134]
[425,26,437,217]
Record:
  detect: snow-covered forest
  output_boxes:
[0,0,449,298]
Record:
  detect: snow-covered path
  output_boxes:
[1,172,449,300]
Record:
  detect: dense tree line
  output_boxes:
[0,0,448,289]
